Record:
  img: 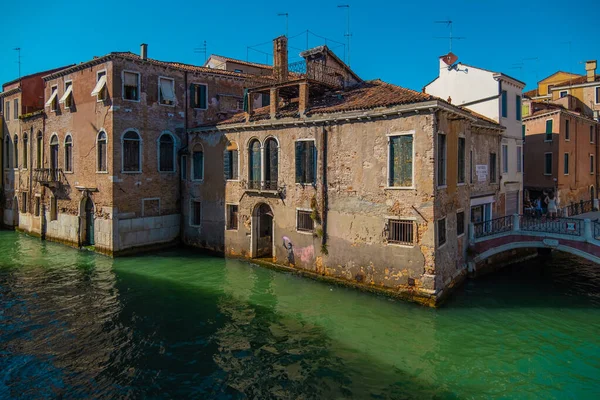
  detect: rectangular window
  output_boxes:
[591,154,595,174]
[191,84,207,109]
[4,101,9,121]
[193,151,204,180]
[50,196,57,221]
[502,144,508,174]
[565,120,570,140]
[34,196,40,217]
[159,77,175,105]
[123,72,140,101]
[296,210,314,233]
[501,90,507,118]
[226,204,239,230]
[457,211,465,237]
[14,98,18,119]
[181,155,187,180]
[388,134,413,187]
[21,192,27,214]
[517,146,522,173]
[489,153,497,183]
[545,119,553,141]
[564,153,569,175]
[590,126,595,144]
[191,200,201,227]
[596,87,600,104]
[49,85,58,111]
[559,90,568,98]
[224,149,239,180]
[516,95,521,121]
[295,140,316,184]
[522,124,526,139]
[261,93,270,107]
[437,133,447,186]
[437,218,446,247]
[386,219,415,245]
[544,153,552,175]
[94,71,107,101]
[458,137,466,184]
[62,81,73,109]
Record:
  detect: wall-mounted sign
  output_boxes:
[476,165,488,182]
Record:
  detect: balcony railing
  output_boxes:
[33,168,63,186]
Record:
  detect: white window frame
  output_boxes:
[50,85,58,112]
[191,82,208,110]
[158,76,176,106]
[64,133,73,173]
[95,69,107,102]
[120,129,143,174]
[384,216,417,248]
[564,152,569,175]
[157,131,177,173]
[544,152,553,176]
[545,119,553,142]
[189,199,202,228]
[192,143,204,182]
[141,197,161,217]
[295,207,314,235]
[437,217,447,249]
[225,203,239,231]
[385,130,415,190]
[96,130,108,174]
[122,70,141,102]
[436,131,447,188]
[63,80,73,109]
[456,209,465,238]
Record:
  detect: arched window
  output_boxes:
[264,138,278,190]
[4,135,11,169]
[13,135,18,169]
[50,135,59,170]
[36,131,43,169]
[97,131,107,172]
[248,139,261,189]
[192,143,204,181]
[122,130,141,172]
[64,135,73,172]
[158,133,175,172]
[224,141,239,180]
[23,132,28,169]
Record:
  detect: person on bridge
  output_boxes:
[546,192,558,220]
[535,197,543,218]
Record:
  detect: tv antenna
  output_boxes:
[14,47,21,78]
[194,41,207,64]
[338,5,352,66]
[434,20,465,53]
[277,13,289,37]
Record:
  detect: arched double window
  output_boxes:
[97,131,107,172]
[192,143,204,181]
[248,139,261,189]
[264,138,278,190]
[13,135,18,169]
[50,135,59,170]
[23,132,28,169]
[122,130,141,172]
[36,131,43,169]
[64,135,73,172]
[158,132,175,172]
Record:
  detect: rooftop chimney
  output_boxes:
[273,36,288,82]
[585,60,597,83]
[140,43,148,60]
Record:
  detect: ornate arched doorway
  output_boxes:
[252,203,274,258]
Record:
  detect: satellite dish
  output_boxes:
[441,52,458,66]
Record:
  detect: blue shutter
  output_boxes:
[295,141,304,183]
[501,91,507,118]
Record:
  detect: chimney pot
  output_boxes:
[140,43,148,60]
[273,36,288,82]
[585,60,597,83]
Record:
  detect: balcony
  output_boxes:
[34,168,63,187]
[243,180,285,198]
[247,60,346,90]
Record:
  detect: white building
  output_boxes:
[425,53,525,217]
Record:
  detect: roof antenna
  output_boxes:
[337,5,351,66]
[14,47,21,78]
[277,13,289,37]
[194,41,207,64]
[434,20,465,53]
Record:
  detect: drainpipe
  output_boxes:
[321,124,328,254]
[179,71,189,241]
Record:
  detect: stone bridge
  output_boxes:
[469,214,600,265]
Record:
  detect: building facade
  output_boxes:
[424,53,525,217]
[183,38,504,305]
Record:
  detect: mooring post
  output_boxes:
[469,222,475,244]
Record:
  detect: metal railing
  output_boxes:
[387,220,416,245]
[594,221,600,240]
[247,60,347,89]
[248,180,261,190]
[473,215,513,239]
[244,180,281,193]
[520,215,582,236]
[564,200,594,217]
[33,168,62,185]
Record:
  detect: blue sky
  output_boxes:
[1,0,598,91]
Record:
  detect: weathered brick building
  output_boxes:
[1,45,256,255]
[185,37,504,305]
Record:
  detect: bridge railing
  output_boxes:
[594,221,600,240]
[520,215,583,237]
[563,200,594,217]
[473,216,513,239]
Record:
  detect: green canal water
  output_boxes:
[0,231,599,399]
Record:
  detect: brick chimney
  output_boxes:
[273,36,288,82]
[140,43,148,60]
[585,60,597,82]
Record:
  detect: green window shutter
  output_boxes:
[546,120,553,134]
[190,84,196,108]
[522,125,526,139]
[224,150,231,180]
[295,141,303,183]
[400,135,413,186]
[501,91,507,118]
[307,141,316,184]
[199,85,207,109]
[389,137,398,186]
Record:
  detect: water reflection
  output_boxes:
[1,232,599,399]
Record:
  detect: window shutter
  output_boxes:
[546,120,553,134]
[231,150,238,180]
[200,85,207,109]
[224,150,231,179]
[190,84,196,107]
[307,141,316,184]
[399,136,413,186]
[295,141,303,183]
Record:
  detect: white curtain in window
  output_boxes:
[160,79,175,101]
[45,89,58,107]
[124,72,138,86]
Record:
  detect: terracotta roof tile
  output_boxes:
[523,89,539,98]
[206,55,273,70]
[553,75,600,87]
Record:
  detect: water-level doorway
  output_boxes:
[252,203,274,259]
[12,196,19,227]
[81,198,95,246]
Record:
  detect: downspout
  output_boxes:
[180,71,189,240]
[320,124,328,255]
